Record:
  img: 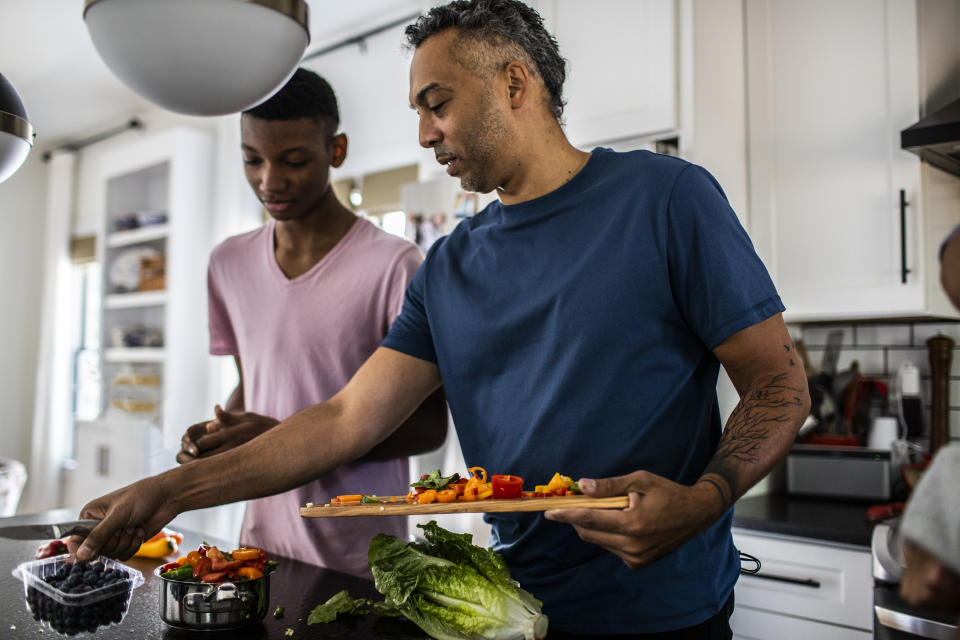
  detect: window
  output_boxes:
[71,262,102,424]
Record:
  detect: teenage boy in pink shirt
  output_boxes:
[175,69,447,576]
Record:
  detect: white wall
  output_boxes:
[0,150,47,470]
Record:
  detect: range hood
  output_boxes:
[901,97,960,178]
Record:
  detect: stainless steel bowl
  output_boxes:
[155,567,270,630]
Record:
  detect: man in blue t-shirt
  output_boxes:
[73,1,810,637]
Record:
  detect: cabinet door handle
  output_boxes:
[749,572,821,588]
[900,189,910,284]
[96,445,110,476]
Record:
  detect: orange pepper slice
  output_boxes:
[231,548,261,561]
[467,466,487,483]
[418,489,437,504]
[436,489,458,503]
[237,567,264,580]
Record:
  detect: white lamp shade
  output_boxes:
[84,0,310,116]
[0,130,32,184]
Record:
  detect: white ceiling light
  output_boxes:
[0,73,36,184]
[83,0,311,116]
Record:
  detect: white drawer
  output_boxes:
[732,529,873,631]
[732,604,872,640]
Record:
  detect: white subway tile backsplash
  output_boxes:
[855,324,911,347]
[912,323,960,346]
[793,321,960,443]
[800,326,855,348]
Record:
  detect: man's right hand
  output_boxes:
[177,405,279,464]
[68,475,176,562]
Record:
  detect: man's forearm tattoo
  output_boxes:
[702,372,805,507]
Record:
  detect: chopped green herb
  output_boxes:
[410,469,461,491]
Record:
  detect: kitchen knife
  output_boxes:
[0,519,99,540]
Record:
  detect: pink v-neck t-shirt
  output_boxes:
[207,217,422,576]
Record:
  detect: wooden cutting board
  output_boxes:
[300,495,629,518]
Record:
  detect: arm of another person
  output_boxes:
[360,386,447,460]
[179,364,447,462]
[72,347,441,561]
[546,313,810,569]
[176,356,257,464]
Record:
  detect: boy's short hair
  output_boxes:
[243,68,340,133]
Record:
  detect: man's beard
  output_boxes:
[456,92,508,193]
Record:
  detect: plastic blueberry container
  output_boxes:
[11,554,145,636]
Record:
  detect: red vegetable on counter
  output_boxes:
[35,539,68,559]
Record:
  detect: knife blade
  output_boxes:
[0,519,99,540]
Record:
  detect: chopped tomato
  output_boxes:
[159,562,181,573]
[185,550,203,567]
[555,487,567,496]
[521,491,535,498]
[436,489,458,503]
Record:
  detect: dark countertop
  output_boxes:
[732,492,877,548]
[2,509,428,639]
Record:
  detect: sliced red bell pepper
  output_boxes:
[201,571,227,583]
[491,475,524,499]
[193,557,212,578]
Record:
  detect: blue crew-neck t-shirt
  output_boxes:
[383,147,784,634]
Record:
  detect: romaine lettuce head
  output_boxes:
[368,523,548,640]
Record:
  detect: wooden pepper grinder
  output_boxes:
[926,334,954,455]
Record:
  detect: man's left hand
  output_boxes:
[545,470,725,570]
[901,542,960,613]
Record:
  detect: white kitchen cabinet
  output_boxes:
[65,419,168,509]
[732,529,873,639]
[732,606,871,640]
[533,0,677,146]
[67,127,214,504]
[745,0,958,321]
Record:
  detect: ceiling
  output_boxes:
[1,0,421,149]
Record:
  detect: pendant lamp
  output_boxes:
[83,0,310,116]
[0,73,36,184]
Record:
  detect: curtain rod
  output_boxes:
[301,11,421,62]
[41,118,144,161]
